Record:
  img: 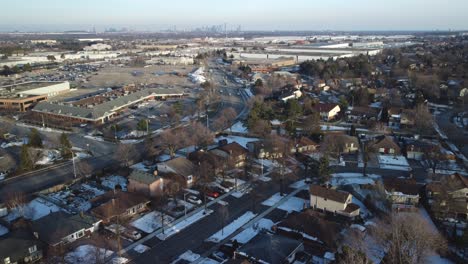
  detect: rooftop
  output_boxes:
[0,81,65,98]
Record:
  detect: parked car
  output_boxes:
[124,230,142,240]
[187,194,202,205]
[80,123,87,127]
[206,190,220,198]
[128,115,136,119]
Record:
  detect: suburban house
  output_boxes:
[313,103,341,121]
[294,137,319,154]
[372,135,401,155]
[309,185,360,218]
[31,212,101,248]
[188,150,223,175]
[275,210,341,250]
[383,178,421,210]
[345,106,381,123]
[426,173,468,220]
[247,138,291,159]
[90,190,149,223]
[280,89,302,103]
[234,232,304,264]
[210,142,249,168]
[128,169,163,197]
[0,230,43,264]
[157,157,195,187]
[404,140,435,160]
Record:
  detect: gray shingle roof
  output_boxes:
[33,88,184,120]
[129,169,159,185]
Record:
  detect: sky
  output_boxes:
[1,0,467,32]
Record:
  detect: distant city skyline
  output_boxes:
[1,0,467,32]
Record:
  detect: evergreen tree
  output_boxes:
[137,119,149,131]
[19,145,34,171]
[59,133,72,159]
[317,155,331,184]
[28,128,43,148]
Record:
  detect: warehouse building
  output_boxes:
[0,81,70,112]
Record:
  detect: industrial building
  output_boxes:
[0,81,70,112]
[32,87,184,124]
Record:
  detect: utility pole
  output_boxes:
[71,148,77,179]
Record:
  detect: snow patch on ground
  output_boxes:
[65,244,128,264]
[3,198,61,222]
[206,211,257,243]
[352,197,371,218]
[232,218,274,244]
[157,209,214,240]
[227,121,247,133]
[133,244,150,254]
[131,211,174,234]
[261,193,308,213]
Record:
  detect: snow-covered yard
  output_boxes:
[206,211,257,243]
[261,193,308,213]
[101,175,127,191]
[232,218,274,244]
[3,198,61,222]
[130,162,152,172]
[35,149,61,165]
[131,211,174,234]
[330,173,381,186]
[289,179,307,189]
[157,209,214,240]
[65,244,128,264]
[352,197,371,219]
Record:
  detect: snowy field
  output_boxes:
[131,211,174,234]
[206,211,256,243]
[330,173,381,186]
[232,218,274,244]
[261,193,308,213]
[101,175,127,191]
[215,135,258,148]
[157,209,214,240]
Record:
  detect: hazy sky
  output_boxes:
[1,0,467,31]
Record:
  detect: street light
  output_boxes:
[183,192,188,218]
[70,148,77,179]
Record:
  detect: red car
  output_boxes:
[206,191,220,198]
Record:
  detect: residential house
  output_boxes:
[345,106,381,123]
[426,173,468,220]
[157,157,195,187]
[372,135,401,155]
[0,230,43,264]
[275,210,341,250]
[294,137,319,154]
[188,150,223,175]
[280,89,302,103]
[383,178,421,210]
[234,232,304,264]
[404,140,435,160]
[31,212,101,248]
[210,142,249,168]
[309,185,360,218]
[90,190,149,223]
[247,138,292,159]
[128,169,163,197]
[313,103,341,121]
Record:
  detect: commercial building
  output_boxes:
[0,81,70,112]
[32,87,183,124]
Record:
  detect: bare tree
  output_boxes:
[220,107,238,132]
[265,134,293,196]
[302,112,321,136]
[160,129,188,158]
[114,143,139,167]
[414,104,434,134]
[373,213,447,264]
[186,121,214,149]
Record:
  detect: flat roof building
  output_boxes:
[0,81,70,112]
